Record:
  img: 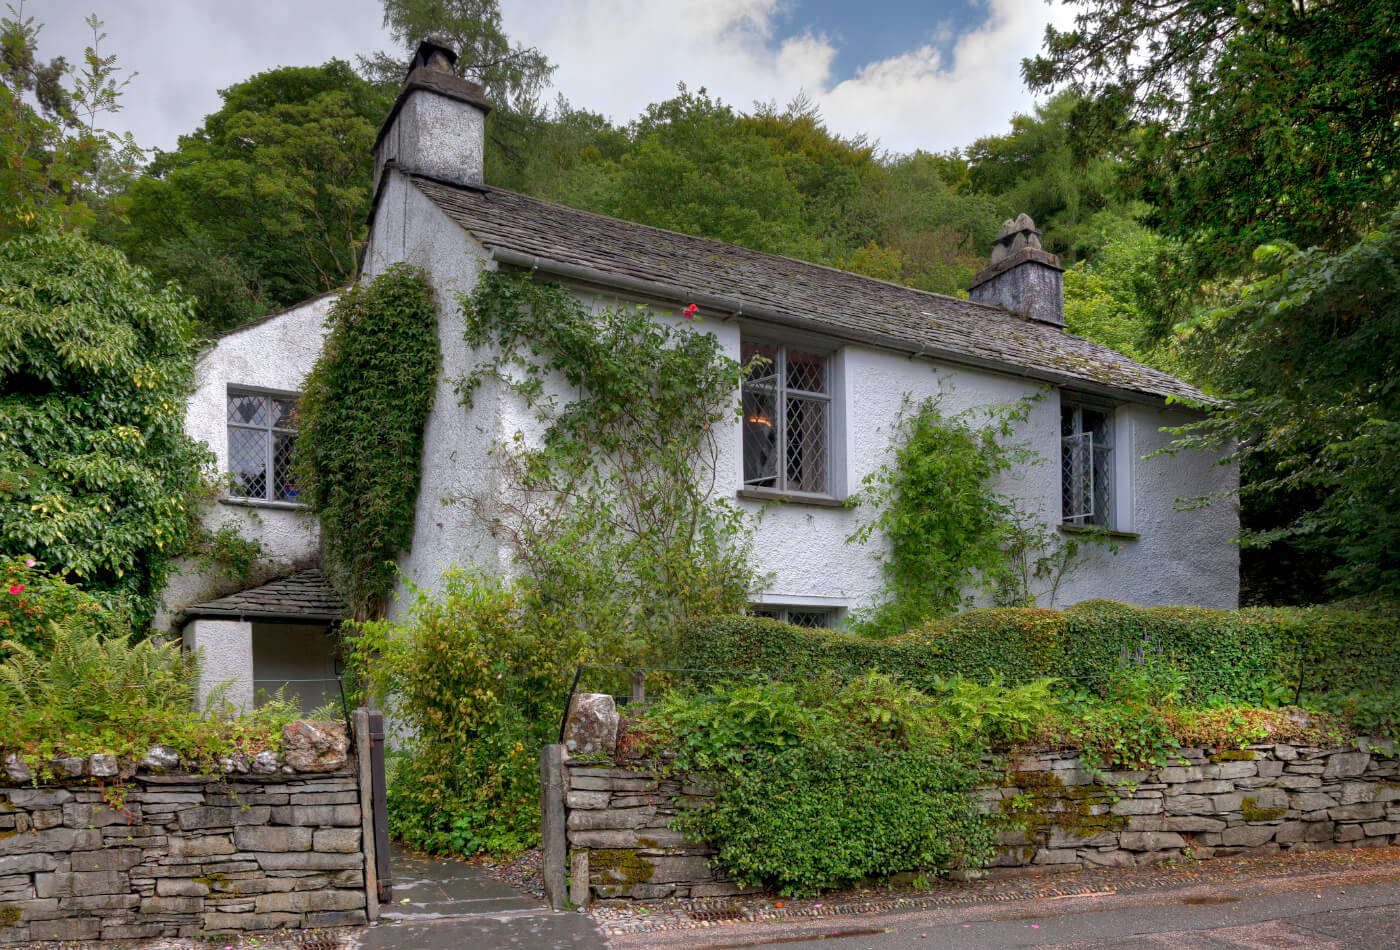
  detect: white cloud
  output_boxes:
[504,0,1075,153]
[32,0,1072,156]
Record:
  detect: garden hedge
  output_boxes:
[672,599,1400,704]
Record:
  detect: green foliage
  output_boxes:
[846,396,1084,635]
[1173,210,1400,598]
[681,743,993,897]
[360,0,554,113]
[185,522,265,587]
[459,270,756,660]
[963,92,1141,264]
[0,555,117,656]
[113,61,390,333]
[1026,0,1400,268]
[0,610,300,777]
[673,599,1400,710]
[632,676,996,895]
[0,226,209,624]
[294,264,439,619]
[0,8,141,238]
[349,571,576,856]
[1063,227,1196,365]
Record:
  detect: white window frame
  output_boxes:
[740,339,834,498]
[1060,397,1117,530]
[226,386,301,504]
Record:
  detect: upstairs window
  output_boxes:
[741,341,831,495]
[227,389,300,503]
[1061,401,1113,528]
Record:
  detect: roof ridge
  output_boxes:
[406,174,1209,404]
[430,175,1010,319]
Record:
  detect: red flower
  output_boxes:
[7,585,22,595]
[683,304,698,319]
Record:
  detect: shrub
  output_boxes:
[1,556,118,656]
[0,226,209,625]
[631,676,1000,895]
[0,612,298,776]
[672,599,1400,708]
[348,570,583,856]
[679,742,993,896]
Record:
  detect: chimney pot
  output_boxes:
[374,37,491,192]
[968,213,1065,326]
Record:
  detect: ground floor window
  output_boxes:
[749,605,837,629]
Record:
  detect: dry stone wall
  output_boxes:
[562,738,1400,903]
[0,722,368,944]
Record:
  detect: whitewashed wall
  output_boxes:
[362,174,1238,619]
[177,168,1238,629]
[156,297,332,628]
[362,173,502,621]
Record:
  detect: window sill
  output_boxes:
[1059,523,1140,541]
[737,488,848,509]
[220,497,310,512]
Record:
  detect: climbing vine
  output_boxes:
[848,395,1085,636]
[293,264,439,618]
[457,269,758,662]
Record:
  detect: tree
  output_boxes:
[360,0,553,111]
[561,86,819,259]
[1062,226,1195,370]
[1025,0,1400,269]
[111,62,390,334]
[0,227,209,624]
[963,92,1142,264]
[0,5,140,238]
[1173,208,1400,598]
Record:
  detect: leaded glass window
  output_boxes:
[741,341,830,495]
[1061,402,1112,527]
[750,605,835,628]
[227,390,300,502]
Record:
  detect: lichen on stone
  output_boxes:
[1209,750,1256,763]
[589,848,656,885]
[998,770,1126,844]
[1240,797,1287,822]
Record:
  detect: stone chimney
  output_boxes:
[968,213,1065,327]
[373,35,491,192]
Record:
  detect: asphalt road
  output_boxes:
[612,865,1400,949]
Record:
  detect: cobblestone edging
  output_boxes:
[0,721,368,945]
[559,708,1399,904]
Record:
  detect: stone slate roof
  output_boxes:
[183,570,344,624]
[412,175,1208,404]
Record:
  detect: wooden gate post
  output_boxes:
[540,743,567,910]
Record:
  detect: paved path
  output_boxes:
[347,846,605,950]
[610,858,1400,949]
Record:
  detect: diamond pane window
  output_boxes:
[741,341,831,495]
[227,389,300,502]
[749,605,835,628]
[1061,402,1113,527]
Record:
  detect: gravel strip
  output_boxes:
[472,846,545,900]
[588,846,1400,936]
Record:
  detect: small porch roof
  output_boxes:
[180,570,345,625]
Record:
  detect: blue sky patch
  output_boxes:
[776,0,986,81]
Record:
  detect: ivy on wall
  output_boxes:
[457,268,757,663]
[293,264,439,618]
[848,396,1085,636]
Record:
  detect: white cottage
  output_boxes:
[169,39,1238,709]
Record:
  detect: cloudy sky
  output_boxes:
[37,0,1072,156]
